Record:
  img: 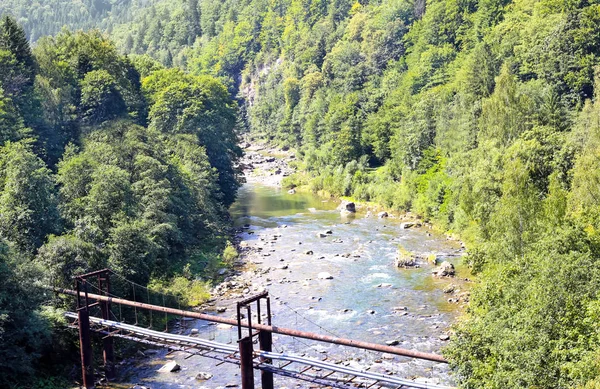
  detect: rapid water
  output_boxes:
[120,183,468,388]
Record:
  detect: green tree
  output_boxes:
[0,141,60,253]
[80,69,127,125]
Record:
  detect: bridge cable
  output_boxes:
[276,296,343,339]
[147,288,153,328]
[132,283,138,325]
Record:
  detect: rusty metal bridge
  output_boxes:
[55,269,454,389]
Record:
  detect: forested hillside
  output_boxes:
[0,14,241,387]
[1,0,600,387]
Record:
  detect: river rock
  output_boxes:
[318,272,334,280]
[288,189,296,194]
[439,334,450,341]
[385,340,399,346]
[157,360,180,373]
[317,232,327,238]
[432,261,455,277]
[190,328,199,335]
[443,284,456,294]
[196,372,213,380]
[340,201,356,213]
[427,254,439,265]
[217,307,227,313]
[305,250,313,255]
[395,247,418,268]
[401,222,414,229]
[378,211,388,218]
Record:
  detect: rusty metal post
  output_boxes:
[99,273,115,380]
[239,336,255,389]
[259,330,274,389]
[78,308,95,389]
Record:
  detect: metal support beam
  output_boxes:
[78,309,95,389]
[259,331,274,389]
[239,337,255,389]
[54,287,448,363]
[98,274,115,380]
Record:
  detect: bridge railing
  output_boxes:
[52,269,449,389]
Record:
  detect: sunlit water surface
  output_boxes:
[120,184,467,388]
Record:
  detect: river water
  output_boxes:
[120,183,467,388]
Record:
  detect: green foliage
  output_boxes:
[222,241,238,266]
[80,69,126,124]
[0,241,51,388]
[1,0,600,386]
[148,276,211,307]
[0,20,241,386]
[0,141,60,253]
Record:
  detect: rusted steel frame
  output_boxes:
[78,309,95,389]
[97,271,115,380]
[238,290,269,306]
[259,330,274,389]
[77,301,100,310]
[266,297,272,325]
[239,336,255,389]
[77,268,112,278]
[54,288,448,363]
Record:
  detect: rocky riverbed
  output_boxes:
[117,148,471,389]
[238,144,296,187]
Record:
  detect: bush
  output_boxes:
[148,276,211,307]
[222,241,238,266]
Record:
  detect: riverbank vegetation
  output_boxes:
[0,15,240,387]
[1,0,600,387]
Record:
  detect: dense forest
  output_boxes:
[0,12,241,388]
[1,0,600,387]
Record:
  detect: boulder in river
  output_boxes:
[395,246,418,268]
[378,211,388,218]
[288,188,296,194]
[305,250,313,255]
[432,261,455,277]
[196,372,213,380]
[157,360,180,373]
[400,222,414,229]
[340,201,356,213]
[317,232,327,238]
[318,272,334,280]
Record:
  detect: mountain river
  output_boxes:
[119,182,469,388]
